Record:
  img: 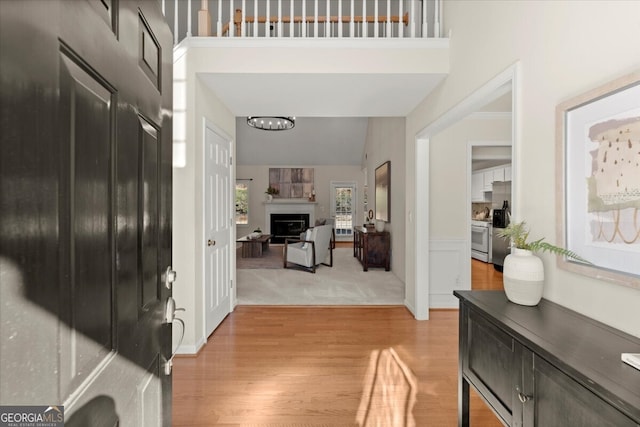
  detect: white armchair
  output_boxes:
[284,224,334,273]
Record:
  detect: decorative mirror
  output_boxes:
[375,161,390,222]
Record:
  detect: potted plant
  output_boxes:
[265,186,279,202]
[497,220,590,306]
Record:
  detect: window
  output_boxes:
[235,182,248,225]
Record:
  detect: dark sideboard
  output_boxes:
[353,226,390,271]
[454,290,640,427]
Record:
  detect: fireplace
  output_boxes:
[270,214,310,244]
[264,200,316,242]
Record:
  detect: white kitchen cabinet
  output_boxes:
[504,165,512,181]
[472,172,485,202]
[493,168,505,182]
[483,171,493,191]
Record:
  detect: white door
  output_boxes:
[330,181,357,241]
[204,123,232,337]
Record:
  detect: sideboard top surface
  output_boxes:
[454,290,640,422]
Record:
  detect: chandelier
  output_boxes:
[247,116,295,131]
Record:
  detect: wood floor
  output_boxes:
[172,259,503,426]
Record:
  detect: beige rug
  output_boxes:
[236,248,404,305]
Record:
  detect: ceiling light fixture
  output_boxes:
[247,116,295,131]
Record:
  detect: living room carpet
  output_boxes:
[236,248,404,305]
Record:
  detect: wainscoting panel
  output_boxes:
[429,239,470,308]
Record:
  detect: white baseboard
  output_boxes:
[429,293,460,309]
[177,335,206,355]
[404,299,416,317]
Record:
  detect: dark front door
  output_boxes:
[0,1,173,425]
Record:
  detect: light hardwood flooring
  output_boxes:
[172,259,503,426]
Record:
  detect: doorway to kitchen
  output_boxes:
[469,140,512,268]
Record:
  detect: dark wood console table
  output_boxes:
[454,290,640,426]
[353,226,390,271]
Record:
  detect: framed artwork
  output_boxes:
[556,71,640,288]
[269,168,314,199]
[375,161,390,222]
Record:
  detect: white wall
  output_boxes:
[362,117,406,281]
[173,50,236,353]
[430,117,511,238]
[407,1,640,336]
[235,164,364,236]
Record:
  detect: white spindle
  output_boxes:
[253,0,258,37]
[349,0,354,38]
[302,0,306,37]
[277,0,282,37]
[241,0,246,37]
[386,0,391,38]
[186,0,192,37]
[216,0,222,37]
[314,0,318,38]
[289,0,294,37]
[398,0,403,38]
[325,0,330,37]
[229,0,234,36]
[374,0,379,38]
[435,0,441,37]
[410,0,416,38]
[174,0,178,44]
[338,0,343,37]
[362,0,366,37]
[266,0,270,38]
[422,0,428,37]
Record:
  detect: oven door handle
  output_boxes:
[472,225,488,233]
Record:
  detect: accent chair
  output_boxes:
[283,224,334,273]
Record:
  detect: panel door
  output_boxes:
[330,181,357,241]
[0,1,173,425]
[204,123,232,337]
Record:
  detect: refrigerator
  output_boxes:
[491,181,512,271]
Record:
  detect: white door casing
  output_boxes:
[203,121,233,337]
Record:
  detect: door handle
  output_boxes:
[516,386,532,404]
[207,239,216,246]
[164,296,185,376]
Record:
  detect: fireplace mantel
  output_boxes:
[264,200,316,235]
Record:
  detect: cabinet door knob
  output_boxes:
[207,239,215,246]
[517,388,532,403]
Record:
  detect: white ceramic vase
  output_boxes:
[375,220,385,232]
[503,248,544,306]
[265,194,273,202]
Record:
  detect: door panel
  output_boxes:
[58,44,115,399]
[140,117,160,311]
[0,1,173,425]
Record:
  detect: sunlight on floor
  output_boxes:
[356,348,417,427]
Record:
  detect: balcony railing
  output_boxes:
[162,0,442,45]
